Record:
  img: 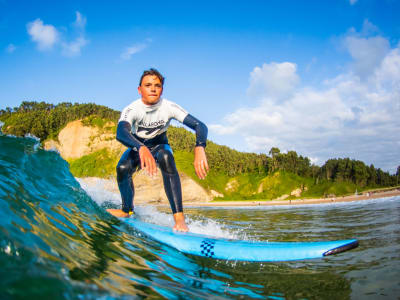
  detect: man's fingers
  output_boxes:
[149,157,157,176]
[203,159,209,172]
[145,157,156,176]
[195,160,208,179]
[139,146,157,177]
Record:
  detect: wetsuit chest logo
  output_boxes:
[137,120,165,135]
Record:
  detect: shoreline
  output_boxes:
[183,188,400,207]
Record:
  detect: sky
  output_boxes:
[0,0,399,173]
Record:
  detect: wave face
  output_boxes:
[0,135,257,299]
[1,134,400,299]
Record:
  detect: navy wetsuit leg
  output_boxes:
[151,145,183,214]
[116,148,140,213]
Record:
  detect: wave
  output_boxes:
[0,135,257,299]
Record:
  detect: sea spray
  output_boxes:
[77,177,247,239]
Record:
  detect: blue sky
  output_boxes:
[1,0,399,173]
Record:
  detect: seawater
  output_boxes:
[0,134,399,300]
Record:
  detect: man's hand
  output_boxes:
[194,146,209,179]
[173,212,189,232]
[139,146,157,176]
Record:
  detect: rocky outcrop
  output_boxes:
[225,178,239,192]
[290,186,308,197]
[44,120,212,203]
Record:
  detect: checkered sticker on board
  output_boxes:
[200,239,216,258]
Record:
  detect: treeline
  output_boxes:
[320,158,397,187]
[169,127,398,188]
[264,147,397,188]
[1,101,398,189]
[0,101,120,140]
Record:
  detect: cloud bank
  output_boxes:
[210,21,400,172]
[27,11,88,56]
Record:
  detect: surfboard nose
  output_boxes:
[323,239,359,256]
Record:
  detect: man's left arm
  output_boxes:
[183,114,209,179]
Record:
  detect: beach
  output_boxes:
[184,187,400,207]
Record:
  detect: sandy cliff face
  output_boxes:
[44,120,124,159]
[44,120,211,203]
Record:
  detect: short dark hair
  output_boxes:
[139,68,165,86]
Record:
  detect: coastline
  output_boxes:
[183,188,400,207]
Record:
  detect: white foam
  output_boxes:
[24,133,40,142]
[77,177,245,240]
[135,205,244,239]
[77,177,121,207]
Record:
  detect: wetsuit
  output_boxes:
[116,98,207,214]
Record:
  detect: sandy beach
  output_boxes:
[184,188,400,207]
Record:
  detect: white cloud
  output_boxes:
[73,11,86,30]
[210,22,400,172]
[344,36,389,79]
[349,0,358,5]
[61,11,88,57]
[247,62,299,101]
[120,39,152,60]
[26,11,88,57]
[62,36,88,57]
[27,19,59,50]
[6,43,16,53]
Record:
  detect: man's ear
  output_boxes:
[137,86,142,95]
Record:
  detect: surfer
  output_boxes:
[107,68,209,232]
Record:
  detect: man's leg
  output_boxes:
[108,148,139,217]
[153,145,183,213]
[153,145,188,231]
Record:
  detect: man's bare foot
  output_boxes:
[106,209,130,218]
[173,212,189,232]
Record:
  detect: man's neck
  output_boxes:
[141,98,161,106]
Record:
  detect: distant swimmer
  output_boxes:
[107,68,209,232]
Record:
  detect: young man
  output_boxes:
[107,69,209,232]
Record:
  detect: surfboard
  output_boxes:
[123,218,359,262]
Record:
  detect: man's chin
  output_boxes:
[143,98,161,105]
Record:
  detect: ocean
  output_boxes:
[0,134,399,299]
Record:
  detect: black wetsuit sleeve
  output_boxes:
[182,114,208,147]
[116,121,144,151]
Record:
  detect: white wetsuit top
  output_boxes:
[119,98,188,140]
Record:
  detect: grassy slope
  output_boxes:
[68,149,119,178]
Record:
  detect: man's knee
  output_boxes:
[157,149,177,174]
[116,160,132,178]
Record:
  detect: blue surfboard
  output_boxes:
[123,218,358,262]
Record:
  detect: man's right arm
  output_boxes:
[116,121,144,151]
[116,121,157,176]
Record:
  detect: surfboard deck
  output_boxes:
[123,218,359,262]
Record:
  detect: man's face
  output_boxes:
[138,75,163,105]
